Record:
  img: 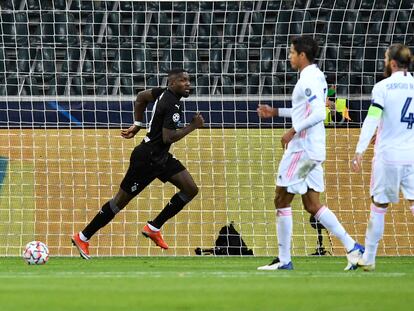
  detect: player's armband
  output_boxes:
[367,103,383,119]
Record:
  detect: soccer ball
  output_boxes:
[22,241,49,265]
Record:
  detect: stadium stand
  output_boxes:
[0,0,412,96]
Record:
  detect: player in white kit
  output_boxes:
[351,44,414,271]
[257,36,363,271]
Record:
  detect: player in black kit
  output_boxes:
[72,69,204,259]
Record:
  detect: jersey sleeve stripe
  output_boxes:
[308,95,317,102]
[371,102,384,110]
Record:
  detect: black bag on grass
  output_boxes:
[195,222,254,256]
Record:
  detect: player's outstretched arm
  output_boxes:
[257,104,292,119]
[121,89,155,139]
[257,104,277,118]
[162,112,204,144]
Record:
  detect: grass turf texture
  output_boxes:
[1,256,413,311]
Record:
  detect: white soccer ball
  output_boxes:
[22,241,49,265]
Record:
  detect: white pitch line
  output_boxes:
[0,271,407,278]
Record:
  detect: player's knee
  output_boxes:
[304,203,322,216]
[274,194,288,209]
[184,184,199,199]
[190,184,199,198]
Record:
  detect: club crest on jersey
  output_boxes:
[172,113,180,123]
[305,88,312,96]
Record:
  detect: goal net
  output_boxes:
[1,0,413,256]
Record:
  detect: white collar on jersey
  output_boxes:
[300,63,317,76]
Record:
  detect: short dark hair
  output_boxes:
[168,68,187,78]
[291,36,319,63]
[387,44,413,69]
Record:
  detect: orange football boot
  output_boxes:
[71,233,91,260]
[142,224,169,249]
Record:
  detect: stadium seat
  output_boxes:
[327,11,345,44]
[16,48,33,75]
[333,0,350,9]
[112,44,153,74]
[221,74,236,95]
[227,44,248,74]
[323,45,340,74]
[183,47,197,74]
[95,75,119,96]
[275,11,290,40]
[69,0,100,11]
[362,47,376,74]
[0,47,5,78]
[209,48,223,74]
[146,13,172,48]
[0,79,6,95]
[81,13,108,45]
[173,12,197,47]
[260,47,274,73]
[146,75,163,88]
[123,12,146,45]
[351,48,364,73]
[82,46,107,78]
[120,77,134,95]
[0,77,19,96]
[248,12,265,47]
[46,75,67,95]
[61,48,81,75]
[197,12,219,48]
[247,73,259,95]
[375,44,388,76]
[223,12,239,44]
[32,47,56,77]
[195,75,211,95]
[340,11,365,46]
[392,10,414,45]
[260,75,282,95]
[35,12,78,46]
[1,12,29,47]
[159,49,172,73]
[362,75,375,94]
[26,0,41,10]
[0,0,22,10]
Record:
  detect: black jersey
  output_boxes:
[142,87,184,157]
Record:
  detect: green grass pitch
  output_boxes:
[1,256,413,311]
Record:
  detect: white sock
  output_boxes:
[362,204,386,264]
[147,222,160,232]
[276,207,293,264]
[79,231,89,242]
[315,206,355,252]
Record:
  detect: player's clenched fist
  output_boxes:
[191,112,204,128]
[257,104,277,118]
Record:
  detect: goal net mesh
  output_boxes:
[0,0,413,256]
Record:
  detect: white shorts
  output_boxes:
[370,157,414,204]
[276,150,324,195]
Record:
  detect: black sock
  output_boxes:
[82,201,117,240]
[151,192,190,229]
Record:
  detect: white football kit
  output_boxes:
[356,71,414,203]
[276,64,327,194]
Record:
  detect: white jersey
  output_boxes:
[370,71,414,164]
[288,64,327,161]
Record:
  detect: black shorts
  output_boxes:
[120,143,186,195]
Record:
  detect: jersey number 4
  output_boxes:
[401,97,414,129]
